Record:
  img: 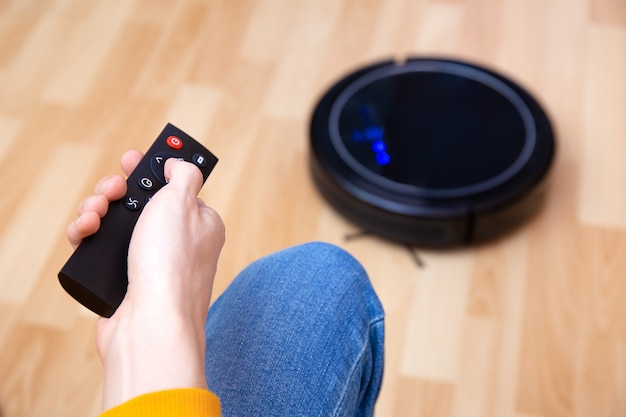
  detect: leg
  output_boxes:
[204,242,385,417]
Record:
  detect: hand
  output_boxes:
[66,150,225,410]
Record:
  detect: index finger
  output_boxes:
[121,150,144,176]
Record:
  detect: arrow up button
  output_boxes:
[150,151,175,184]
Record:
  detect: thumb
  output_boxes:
[163,158,203,197]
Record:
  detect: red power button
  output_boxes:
[166,135,183,149]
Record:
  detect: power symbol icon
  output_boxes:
[166,135,183,149]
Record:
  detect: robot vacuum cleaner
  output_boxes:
[309,57,555,247]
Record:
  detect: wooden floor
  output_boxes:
[1,0,625,416]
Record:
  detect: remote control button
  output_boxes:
[150,152,174,184]
[124,196,141,211]
[151,152,186,184]
[166,135,183,150]
[193,153,207,167]
[138,177,154,190]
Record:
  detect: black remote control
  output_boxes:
[58,123,218,317]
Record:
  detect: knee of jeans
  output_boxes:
[227,241,380,313]
[290,241,364,275]
[275,241,371,296]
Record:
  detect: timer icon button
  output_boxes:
[138,177,154,190]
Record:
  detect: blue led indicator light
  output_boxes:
[351,107,390,166]
[376,152,391,165]
[372,140,386,153]
[364,126,384,141]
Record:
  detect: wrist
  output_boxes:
[97,303,208,410]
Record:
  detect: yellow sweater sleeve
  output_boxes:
[99,388,221,417]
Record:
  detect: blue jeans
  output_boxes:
[204,242,385,417]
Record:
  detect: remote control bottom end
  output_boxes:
[58,272,117,318]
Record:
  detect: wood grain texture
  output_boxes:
[1,0,625,416]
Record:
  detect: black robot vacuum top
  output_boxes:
[309,57,555,247]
